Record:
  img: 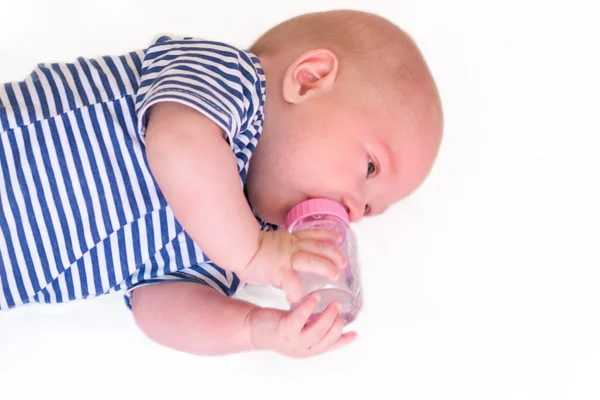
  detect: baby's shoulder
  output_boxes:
[145,35,257,64]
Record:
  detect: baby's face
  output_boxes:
[246,52,442,227]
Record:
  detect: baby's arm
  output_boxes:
[134,102,353,356]
[143,101,344,298]
[132,282,256,355]
[144,102,261,274]
[132,281,355,357]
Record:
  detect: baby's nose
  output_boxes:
[343,205,351,216]
[349,203,367,222]
[343,196,366,222]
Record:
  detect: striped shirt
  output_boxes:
[0,36,271,310]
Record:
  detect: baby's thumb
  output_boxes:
[278,269,303,304]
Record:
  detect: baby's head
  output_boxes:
[245,10,443,226]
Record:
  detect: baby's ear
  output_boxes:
[282,49,338,104]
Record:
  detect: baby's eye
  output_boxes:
[367,159,377,177]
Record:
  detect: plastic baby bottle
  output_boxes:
[285,198,363,324]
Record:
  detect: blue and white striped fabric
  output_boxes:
[0,36,269,310]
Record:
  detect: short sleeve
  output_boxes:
[122,230,243,310]
[134,36,264,144]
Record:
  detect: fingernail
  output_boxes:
[335,302,342,312]
[314,294,321,302]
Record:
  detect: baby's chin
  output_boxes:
[262,208,287,228]
[249,198,286,228]
[247,182,310,227]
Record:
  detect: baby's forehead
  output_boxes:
[368,85,442,164]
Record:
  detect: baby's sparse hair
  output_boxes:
[250,10,440,115]
[251,10,405,60]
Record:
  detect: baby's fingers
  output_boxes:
[291,251,339,281]
[306,314,346,355]
[294,229,341,245]
[287,293,321,332]
[276,268,304,304]
[295,239,347,269]
[301,301,342,347]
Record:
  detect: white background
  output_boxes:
[1,1,599,399]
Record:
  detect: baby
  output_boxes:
[0,10,442,358]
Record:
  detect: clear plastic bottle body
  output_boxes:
[288,214,362,324]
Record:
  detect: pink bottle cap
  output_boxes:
[285,198,350,232]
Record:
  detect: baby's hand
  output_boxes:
[239,229,347,303]
[247,294,357,358]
